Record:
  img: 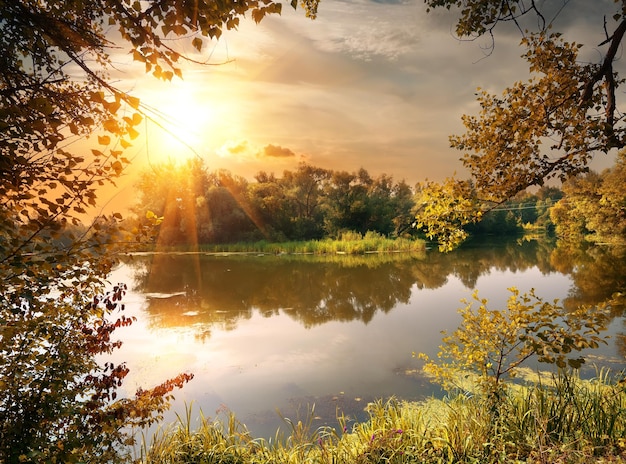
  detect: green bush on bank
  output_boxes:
[139,369,626,463]
[154,231,426,255]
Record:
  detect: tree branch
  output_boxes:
[579,17,626,125]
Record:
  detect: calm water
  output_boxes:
[106,239,626,439]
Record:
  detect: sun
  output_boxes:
[144,84,218,161]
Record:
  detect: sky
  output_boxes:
[102,0,622,209]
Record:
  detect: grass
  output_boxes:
[146,231,426,256]
[137,369,626,463]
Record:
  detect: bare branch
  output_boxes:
[580,18,626,109]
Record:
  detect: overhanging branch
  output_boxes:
[579,17,626,132]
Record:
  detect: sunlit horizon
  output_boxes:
[92,0,619,216]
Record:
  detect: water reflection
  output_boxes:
[549,243,626,357]
[550,243,626,313]
[126,238,580,336]
[116,238,626,439]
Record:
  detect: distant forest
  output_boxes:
[129,159,579,246]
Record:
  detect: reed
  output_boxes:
[138,370,626,463]
[188,232,426,255]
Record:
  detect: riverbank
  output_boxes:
[141,231,426,255]
[139,369,626,463]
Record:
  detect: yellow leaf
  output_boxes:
[127,96,140,109]
[106,100,121,114]
[102,119,118,133]
[98,135,111,145]
[127,126,139,140]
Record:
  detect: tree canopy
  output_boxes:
[130,160,417,244]
[418,0,626,249]
[550,151,626,245]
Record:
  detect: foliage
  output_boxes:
[141,373,626,464]
[131,161,419,245]
[417,288,609,396]
[1,0,316,462]
[424,0,548,38]
[551,150,626,245]
[0,282,193,463]
[421,1,626,249]
[413,177,482,251]
[453,32,607,203]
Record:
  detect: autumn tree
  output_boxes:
[418,288,609,398]
[419,0,626,249]
[0,0,317,461]
[551,151,626,245]
[413,178,482,251]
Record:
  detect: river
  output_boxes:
[105,238,626,440]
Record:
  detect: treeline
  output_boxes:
[550,151,626,245]
[131,160,417,245]
[468,154,626,246]
[468,187,563,235]
[130,159,572,246]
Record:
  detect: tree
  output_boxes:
[418,288,609,398]
[131,158,213,245]
[1,1,317,461]
[550,171,603,242]
[281,163,330,240]
[551,151,626,245]
[0,282,193,463]
[420,1,626,249]
[413,178,482,251]
[362,173,413,236]
[249,171,293,241]
[323,170,369,237]
[205,170,260,243]
[321,169,414,238]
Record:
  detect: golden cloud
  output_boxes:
[260,144,296,158]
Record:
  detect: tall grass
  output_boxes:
[138,369,626,463]
[505,369,626,461]
[154,231,426,255]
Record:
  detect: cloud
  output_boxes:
[217,140,250,158]
[300,0,424,62]
[260,144,296,158]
